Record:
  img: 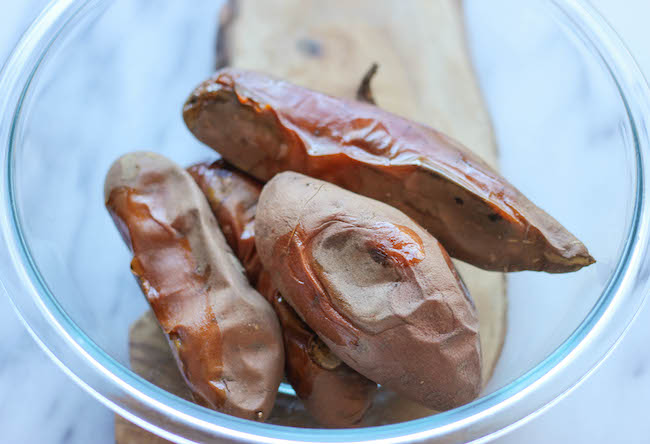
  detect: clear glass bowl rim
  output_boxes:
[1,0,650,443]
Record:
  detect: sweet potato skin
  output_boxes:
[189,161,377,427]
[183,68,594,273]
[104,152,283,421]
[187,160,263,286]
[258,271,378,427]
[255,172,482,411]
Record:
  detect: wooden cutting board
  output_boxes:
[116,0,507,440]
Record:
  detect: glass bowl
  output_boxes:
[1,0,650,442]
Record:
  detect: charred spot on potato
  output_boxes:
[454,197,464,206]
[369,247,390,266]
[488,213,501,222]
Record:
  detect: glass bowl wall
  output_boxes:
[0,0,649,442]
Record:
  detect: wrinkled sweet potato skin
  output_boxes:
[189,160,377,427]
[188,160,263,286]
[255,172,482,411]
[104,152,283,421]
[183,68,594,273]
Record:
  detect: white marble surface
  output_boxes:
[1,1,650,443]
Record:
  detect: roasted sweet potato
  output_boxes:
[105,152,283,421]
[189,160,377,427]
[255,172,482,411]
[187,160,263,286]
[183,68,594,273]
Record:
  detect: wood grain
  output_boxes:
[116,0,507,439]
[114,312,183,444]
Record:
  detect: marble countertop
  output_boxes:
[1,1,649,443]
